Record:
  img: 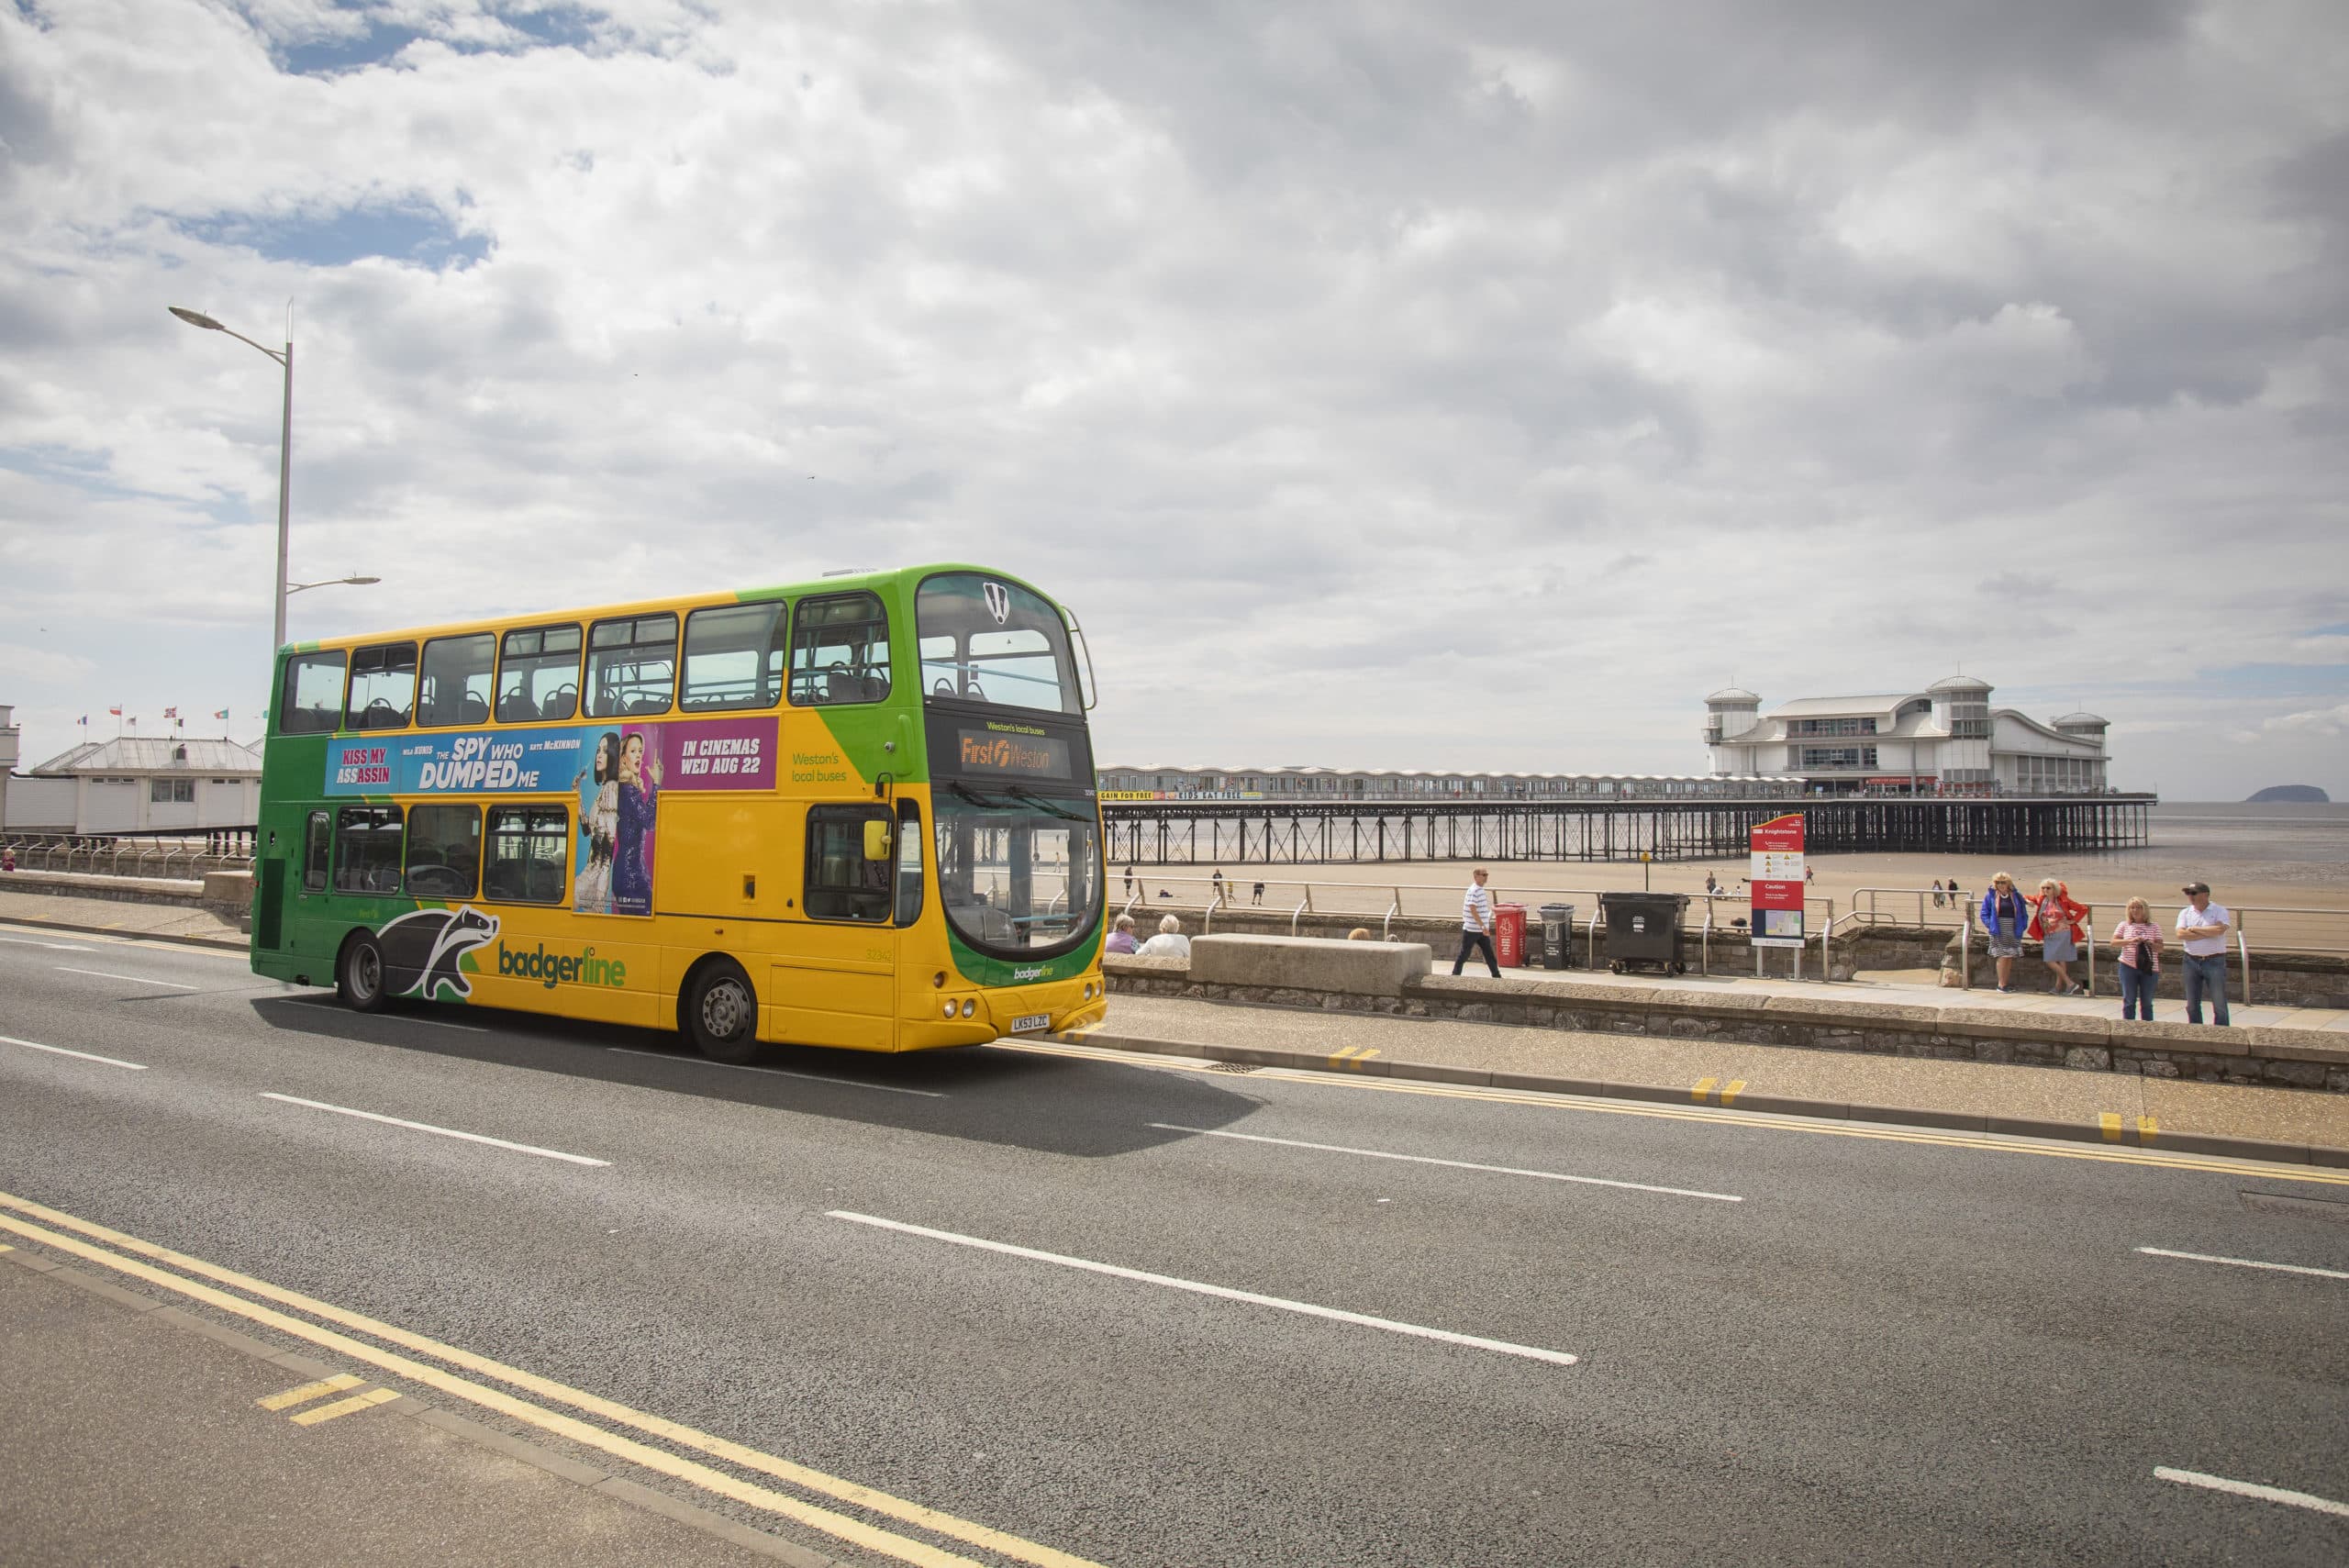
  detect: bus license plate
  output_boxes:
[1010,1013,1051,1034]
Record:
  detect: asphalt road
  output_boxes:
[3,919,2345,1566]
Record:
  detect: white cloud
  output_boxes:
[0,0,2344,805]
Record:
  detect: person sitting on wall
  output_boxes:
[1105,914,1140,954]
[1136,914,1191,960]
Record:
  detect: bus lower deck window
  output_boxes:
[333,806,405,895]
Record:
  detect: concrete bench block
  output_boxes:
[201,870,253,905]
[1103,953,1190,976]
[1190,935,1432,997]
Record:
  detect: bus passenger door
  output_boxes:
[771,805,897,1050]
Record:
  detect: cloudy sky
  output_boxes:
[3,0,2343,800]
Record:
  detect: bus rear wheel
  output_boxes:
[687,961,761,1064]
[337,933,390,1014]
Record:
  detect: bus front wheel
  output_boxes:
[687,961,761,1064]
[337,933,390,1014]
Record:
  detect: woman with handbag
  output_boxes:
[2029,877,2090,995]
[2110,897,2165,1021]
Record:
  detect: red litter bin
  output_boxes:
[1493,904,1529,967]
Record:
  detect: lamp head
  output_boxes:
[168,306,226,330]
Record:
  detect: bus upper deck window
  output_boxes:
[789,593,891,706]
[343,643,417,731]
[681,602,787,711]
[417,633,495,728]
[498,625,582,724]
[278,650,346,735]
[586,613,677,718]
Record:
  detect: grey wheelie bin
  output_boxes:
[1538,904,1575,969]
[1598,891,1689,974]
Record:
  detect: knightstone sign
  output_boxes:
[1749,813,1806,950]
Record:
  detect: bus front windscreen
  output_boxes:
[933,785,1101,960]
[917,573,1082,715]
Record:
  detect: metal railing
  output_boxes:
[2,835,255,879]
[1112,874,1840,979]
[1834,885,2347,1002]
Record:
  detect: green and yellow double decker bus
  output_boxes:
[249,565,1108,1062]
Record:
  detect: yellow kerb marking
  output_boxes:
[259,1373,363,1410]
[0,1192,1105,1568]
[1327,1046,1378,1070]
[2138,1116,2158,1145]
[1691,1076,1718,1105]
[1721,1079,1746,1107]
[291,1385,398,1426]
[2099,1113,2123,1143]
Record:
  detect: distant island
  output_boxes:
[2245,784,2331,804]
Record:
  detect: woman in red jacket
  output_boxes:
[2029,877,2090,995]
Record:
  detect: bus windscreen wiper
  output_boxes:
[1005,788,1090,822]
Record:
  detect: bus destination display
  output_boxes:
[955,727,1073,781]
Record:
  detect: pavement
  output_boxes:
[1076,993,2349,1157]
[1492,951,2349,1032]
[0,884,248,948]
[4,922,2349,1564]
[0,1247,800,1567]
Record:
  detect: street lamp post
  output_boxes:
[285,576,382,595]
[169,304,295,650]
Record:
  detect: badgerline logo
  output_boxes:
[496,942,627,991]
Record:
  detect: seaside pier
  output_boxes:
[1100,795,2156,865]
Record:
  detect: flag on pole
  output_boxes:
[107,706,122,717]
[163,706,179,720]
[213,708,229,720]
[76,715,88,727]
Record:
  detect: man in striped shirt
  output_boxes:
[1453,867,1500,976]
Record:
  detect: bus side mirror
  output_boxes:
[863,820,892,862]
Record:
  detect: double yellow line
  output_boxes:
[0,1191,1103,1568]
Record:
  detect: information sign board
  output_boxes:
[1749,813,1807,949]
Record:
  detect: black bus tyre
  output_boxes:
[687,960,762,1064]
[337,933,390,1014]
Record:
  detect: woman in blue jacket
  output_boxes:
[1979,873,2030,994]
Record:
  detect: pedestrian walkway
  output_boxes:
[0,1246,807,1566]
[0,886,244,948]
[1078,992,2349,1161]
[1487,956,2349,1032]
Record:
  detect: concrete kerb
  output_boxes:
[1048,1027,2344,1168]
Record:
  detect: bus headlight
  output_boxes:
[961,998,976,1018]
[941,1001,957,1018]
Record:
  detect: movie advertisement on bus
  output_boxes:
[323,715,780,917]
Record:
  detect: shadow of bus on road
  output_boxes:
[245,993,1260,1160]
